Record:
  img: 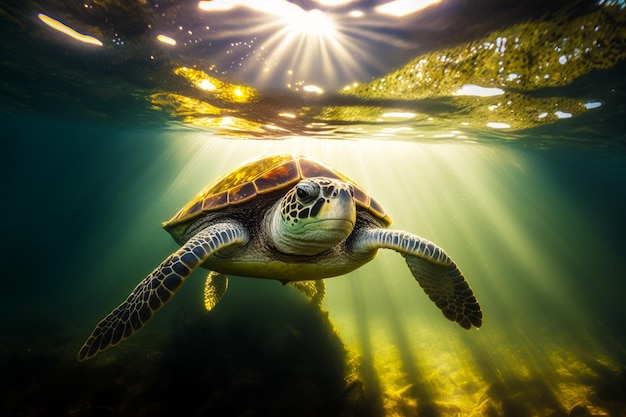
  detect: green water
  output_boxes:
[1,1,625,416]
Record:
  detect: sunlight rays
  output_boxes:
[81,131,623,415]
[195,1,413,89]
[237,10,365,88]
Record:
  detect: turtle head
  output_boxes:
[268,178,356,255]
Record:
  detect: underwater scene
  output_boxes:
[1,0,626,416]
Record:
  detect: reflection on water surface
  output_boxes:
[1,0,624,142]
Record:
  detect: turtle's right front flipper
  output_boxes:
[78,222,249,361]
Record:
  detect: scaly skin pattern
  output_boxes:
[78,222,248,361]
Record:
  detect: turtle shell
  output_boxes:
[163,154,391,238]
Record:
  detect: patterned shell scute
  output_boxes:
[163,154,391,230]
[254,160,299,194]
[228,182,257,204]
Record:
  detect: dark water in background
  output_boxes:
[2,1,626,416]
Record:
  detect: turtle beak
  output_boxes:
[310,187,356,229]
[316,219,354,235]
[326,187,356,224]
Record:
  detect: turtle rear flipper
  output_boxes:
[204,271,229,312]
[78,221,249,361]
[353,228,482,329]
[288,280,326,306]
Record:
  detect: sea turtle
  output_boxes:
[78,154,482,361]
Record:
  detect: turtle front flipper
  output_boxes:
[353,229,482,329]
[78,222,249,361]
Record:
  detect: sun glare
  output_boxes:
[196,0,401,89]
[286,9,335,36]
[239,6,349,87]
[375,0,442,16]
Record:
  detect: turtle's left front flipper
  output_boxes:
[78,221,248,361]
[353,229,482,329]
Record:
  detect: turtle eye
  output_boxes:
[295,181,319,204]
